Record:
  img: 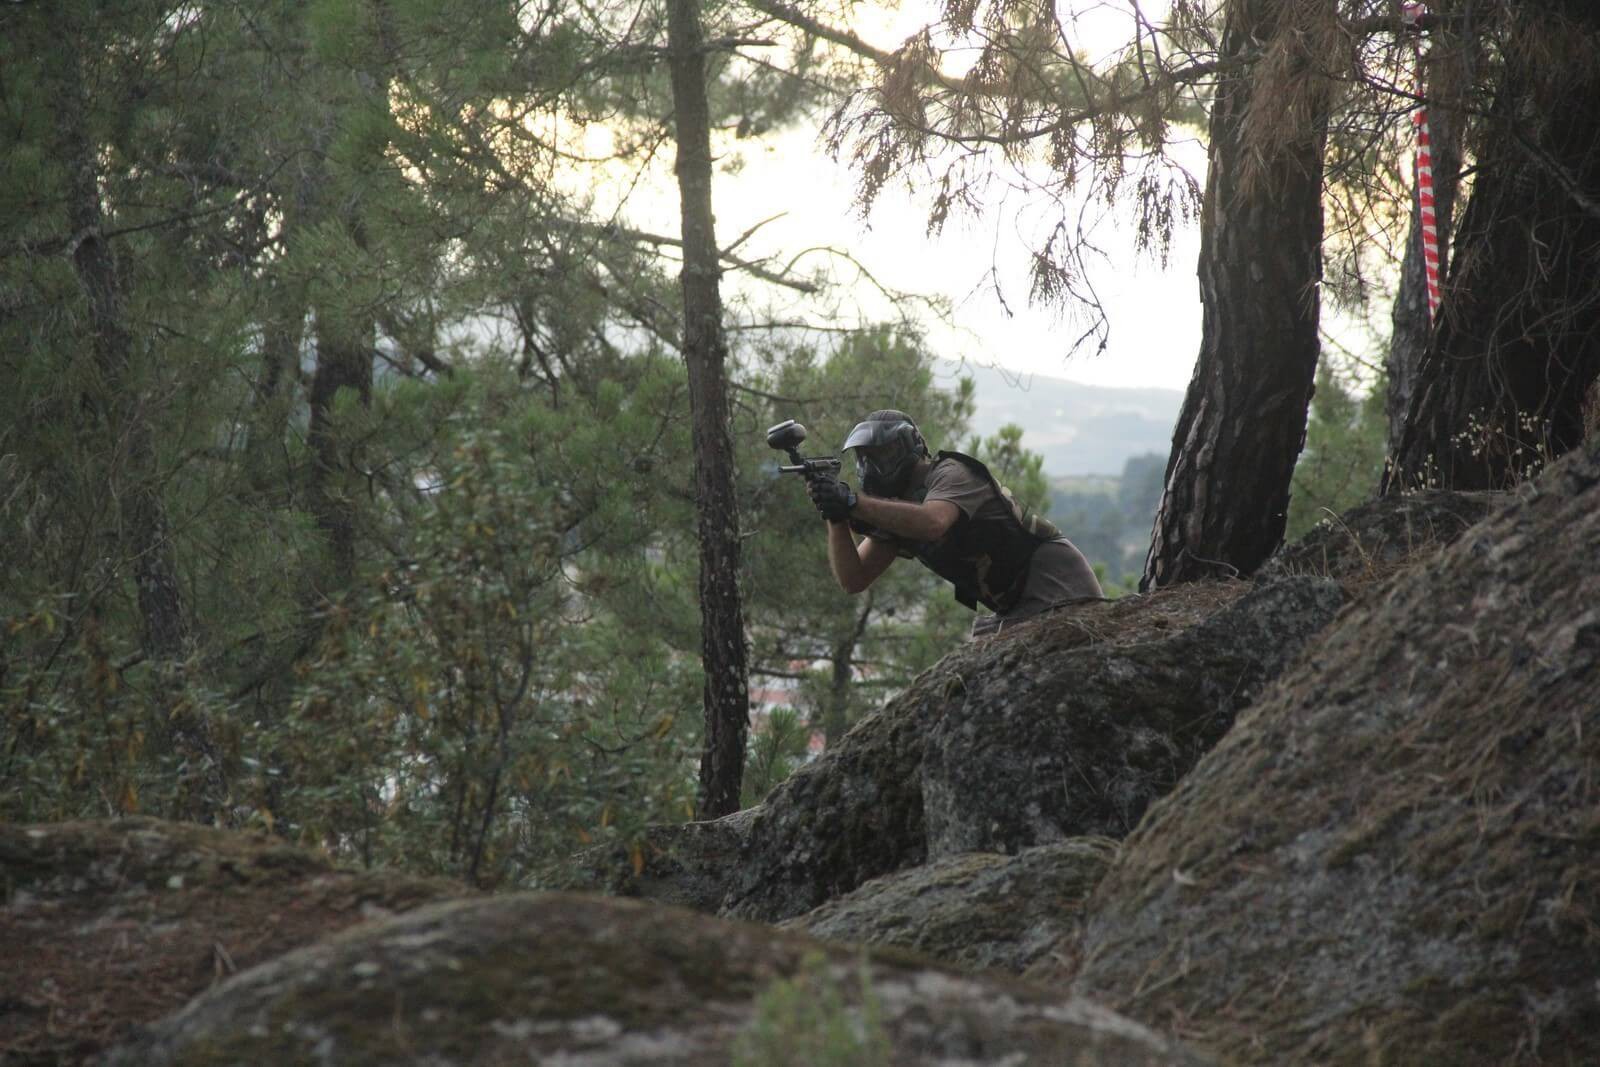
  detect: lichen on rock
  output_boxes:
[714,579,1342,924]
[919,577,1343,858]
[105,891,1211,1066]
[1073,441,1600,1065]
[783,838,1119,975]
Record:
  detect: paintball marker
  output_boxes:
[765,419,842,483]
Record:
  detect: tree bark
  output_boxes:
[244,184,308,505]
[1385,19,1600,492]
[822,594,873,747]
[667,0,751,819]
[59,40,189,662]
[306,296,373,592]
[1142,0,1331,589]
[52,13,230,821]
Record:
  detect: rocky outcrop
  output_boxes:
[1072,442,1600,1065]
[1257,487,1502,585]
[783,838,1117,975]
[719,578,1341,923]
[107,891,1210,1066]
[920,577,1343,858]
[0,818,463,1065]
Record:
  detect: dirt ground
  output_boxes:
[0,819,464,1065]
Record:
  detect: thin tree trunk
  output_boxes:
[55,21,227,820]
[299,96,374,600]
[667,0,751,819]
[822,594,873,747]
[245,213,308,504]
[1142,0,1331,589]
[63,116,189,661]
[306,299,373,591]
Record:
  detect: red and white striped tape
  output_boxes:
[1403,3,1441,323]
[1414,109,1441,320]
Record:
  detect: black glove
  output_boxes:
[807,474,858,523]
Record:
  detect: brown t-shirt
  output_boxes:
[872,457,1104,621]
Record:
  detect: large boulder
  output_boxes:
[784,838,1118,975]
[591,580,1340,926]
[1073,442,1600,1065]
[106,891,1209,1066]
[920,577,1343,857]
[0,818,463,1065]
[718,581,1338,923]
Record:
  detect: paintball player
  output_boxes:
[807,409,1104,637]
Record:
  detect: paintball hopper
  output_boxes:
[766,419,807,457]
[765,419,840,479]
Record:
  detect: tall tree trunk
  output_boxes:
[1384,40,1468,463]
[59,40,188,662]
[1385,13,1600,492]
[306,295,373,592]
[244,207,308,504]
[667,0,751,819]
[56,17,227,820]
[1142,0,1331,589]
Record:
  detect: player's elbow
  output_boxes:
[836,571,873,595]
[918,507,958,542]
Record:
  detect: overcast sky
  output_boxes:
[571,2,1209,394]
[717,0,1209,394]
[712,120,1208,394]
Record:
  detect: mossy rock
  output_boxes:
[785,838,1119,975]
[919,577,1342,858]
[1073,442,1600,1065]
[106,891,1211,1066]
[720,580,1321,924]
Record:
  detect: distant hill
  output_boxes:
[940,359,1184,478]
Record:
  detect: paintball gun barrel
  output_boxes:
[766,419,841,481]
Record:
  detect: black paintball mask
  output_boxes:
[842,410,929,498]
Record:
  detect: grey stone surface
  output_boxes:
[106,891,1211,1067]
[719,580,1313,924]
[1073,441,1600,1065]
[919,578,1344,858]
[784,838,1118,975]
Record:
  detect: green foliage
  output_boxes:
[733,952,892,1067]
[0,0,1049,885]
[1093,562,1137,599]
[266,374,703,884]
[741,707,813,809]
[1287,358,1387,541]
